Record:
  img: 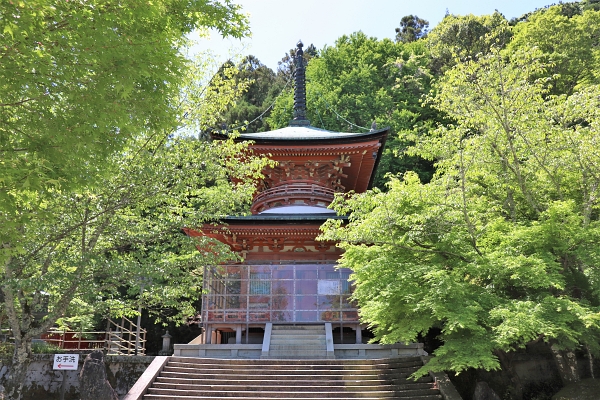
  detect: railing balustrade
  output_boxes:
[0,317,146,355]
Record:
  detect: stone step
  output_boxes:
[146,387,441,398]
[152,381,435,391]
[166,360,420,371]
[270,337,326,343]
[162,366,422,377]
[269,345,326,351]
[155,377,434,387]
[144,396,443,400]
[169,357,423,369]
[160,371,426,381]
[271,330,325,336]
[272,325,325,330]
[264,352,327,359]
[140,355,447,400]
[169,356,423,365]
[270,335,325,341]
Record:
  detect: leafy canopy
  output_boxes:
[0,0,248,214]
[321,46,600,376]
[0,2,252,398]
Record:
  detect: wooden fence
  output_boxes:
[1,317,147,356]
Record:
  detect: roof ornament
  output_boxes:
[289,40,310,127]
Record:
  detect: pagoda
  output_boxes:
[184,42,391,354]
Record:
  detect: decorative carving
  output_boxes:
[252,156,352,213]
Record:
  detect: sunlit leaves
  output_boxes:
[321,40,600,377]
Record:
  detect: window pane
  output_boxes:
[272,296,293,311]
[296,311,317,322]
[296,280,317,294]
[272,281,293,295]
[271,311,292,322]
[295,295,317,310]
[320,311,340,321]
[249,272,270,295]
[248,296,269,309]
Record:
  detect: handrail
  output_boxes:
[252,183,337,213]
[254,183,336,202]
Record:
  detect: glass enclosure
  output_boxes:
[203,264,358,323]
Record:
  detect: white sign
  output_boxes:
[53,354,79,370]
[318,280,341,295]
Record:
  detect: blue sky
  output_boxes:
[194,0,559,71]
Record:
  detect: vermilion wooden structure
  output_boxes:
[186,41,389,344]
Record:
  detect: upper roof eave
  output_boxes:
[215,125,389,144]
[222,214,347,223]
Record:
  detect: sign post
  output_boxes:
[53,354,79,371]
[53,354,79,400]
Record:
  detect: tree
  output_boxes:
[321,48,600,399]
[0,55,269,398]
[2,131,267,399]
[277,43,318,81]
[0,0,249,268]
[267,32,437,187]
[395,15,429,43]
[221,55,287,133]
[0,1,256,398]
[0,0,248,201]
[426,11,512,73]
[508,5,600,95]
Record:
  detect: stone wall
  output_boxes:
[0,354,153,400]
[449,342,600,400]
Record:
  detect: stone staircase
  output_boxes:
[142,356,443,399]
[266,324,328,359]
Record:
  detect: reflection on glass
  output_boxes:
[225,311,246,322]
[342,311,359,321]
[248,296,269,309]
[318,295,339,308]
[272,296,292,311]
[271,311,292,322]
[249,311,270,322]
[275,269,293,279]
[203,264,359,323]
[296,296,317,309]
[296,311,317,322]
[341,295,357,309]
[249,272,270,295]
[225,295,241,308]
[295,267,317,280]
[320,311,340,321]
[272,281,292,294]
[295,280,317,294]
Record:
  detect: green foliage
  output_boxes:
[0,0,249,274]
[395,15,429,43]
[31,342,61,354]
[0,0,248,200]
[0,2,256,398]
[508,5,600,95]
[426,12,512,73]
[267,32,438,187]
[321,47,600,377]
[0,343,14,358]
[221,55,288,133]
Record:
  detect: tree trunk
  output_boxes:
[3,339,32,400]
[587,345,595,380]
[550,343,580,386]
[494,350,524,400]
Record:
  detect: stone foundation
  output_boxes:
[0,354,153,400]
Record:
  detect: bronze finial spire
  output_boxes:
[289,40,310,127]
